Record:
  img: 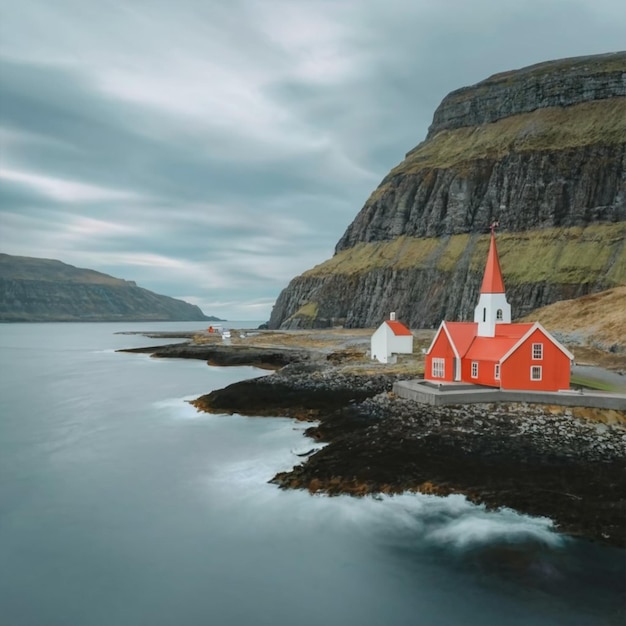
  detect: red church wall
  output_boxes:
[461,358,499,388]
[425,329,456,383]
[500,328,571,391]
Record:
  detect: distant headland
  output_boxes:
[0,253,222,322]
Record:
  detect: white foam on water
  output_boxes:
[208,422,316,492]
[355,492,557,542]
[424,507,562,549]
[287,491,564,550]
[151,396,203,418]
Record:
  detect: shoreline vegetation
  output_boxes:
[119,328,626,547]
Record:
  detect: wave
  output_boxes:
[206,423,564,552]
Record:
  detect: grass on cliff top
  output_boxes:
[448,53,626,101]
[482,51,626,85]
[0,253,129,285]
[368,98,626,202]
[303,223,626,287]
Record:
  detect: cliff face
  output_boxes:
[269,52,626,329]
[0,254,216,322]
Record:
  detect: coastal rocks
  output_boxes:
[191,367,401,420]
[271,396,626,546]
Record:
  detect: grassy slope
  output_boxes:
[364,98,626,202]
[302,223,626,287]
[521,285,626,350]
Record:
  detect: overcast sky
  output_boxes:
[1,1,624,320]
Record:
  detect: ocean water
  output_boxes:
[0,322,624,626]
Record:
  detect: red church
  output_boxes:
[425,228,573,392]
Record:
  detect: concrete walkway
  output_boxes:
[393,379,626,410]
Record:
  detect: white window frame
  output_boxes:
[494,363,500,380]
[532,343,543,360]
[431,358,445,378]
[530,365,542,381]
[471,361,478,378]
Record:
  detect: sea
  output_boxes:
[1,322,624,626]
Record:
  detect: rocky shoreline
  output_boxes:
[119,341,312,369]
[124,336,626,547]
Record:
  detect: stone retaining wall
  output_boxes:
[393,380,626,410]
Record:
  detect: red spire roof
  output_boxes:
[480,230,505,294]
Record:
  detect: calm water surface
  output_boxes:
[0,323,624,626]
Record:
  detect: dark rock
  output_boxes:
[271,394,626,547]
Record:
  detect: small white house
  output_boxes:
[371,312,413,364]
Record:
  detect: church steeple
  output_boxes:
[474,224,511,336]
[480,230,506,294]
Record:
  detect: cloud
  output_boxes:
[1,0,625,319]
[0,168,138,202]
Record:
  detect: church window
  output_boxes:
[531,366,542,381]
[432,358,445,378]
[471,361,478,378]
[532,343,543,360]
[496,309,503,320]
[483,308,486,322]
[494,364,500,380]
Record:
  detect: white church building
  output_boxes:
[371,313,414,364]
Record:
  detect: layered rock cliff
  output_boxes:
[0,254,218,322]
[269,52,626,329]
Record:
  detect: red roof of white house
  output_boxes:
[385,320,412,336]
[480,231,506,294]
